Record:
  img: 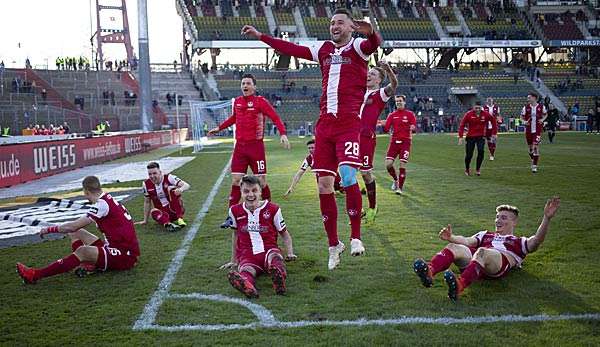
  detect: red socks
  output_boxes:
[240,270,256,286]
[36,254,81,280]
[345,183,362,240]
[319,193,339,247]
[365,180,376,209]
[229,185,241,207]
[533,154,539,165]
[488,142,496,156]
[528,150,534,160]
[398,168,407,190]
[429,247,455,275]
[151,209,170,225]
[459,261,485,289]
[387,166,398,181]
[269,256,287,278]
[262,185,271,201]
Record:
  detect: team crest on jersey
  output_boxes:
[262,210,271,219]
[247,101,253,108]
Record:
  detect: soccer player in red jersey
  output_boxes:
[136,161,191,232]
[208,73,290,228]
[458,101,497,176]
[383,95,417,195]
[483,97,502,161]
[16,176,140,284]
[220,175,296,298]
[359,61,397,221]
[520,92,547,173]
[284,139,343,197]
[242,8,382,268]
[413,196,560,302]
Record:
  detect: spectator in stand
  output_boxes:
[63,121,70,134]
[586,109,595,134]
[41,88,47,103]
[110,91,115,106]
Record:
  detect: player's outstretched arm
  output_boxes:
[135,197,151,225]
[173,179,191,196]
[280,229,297,261]
[207,127,220,136]
[439,224,478,247]
[284,169,306,198]
[40,216,92,237]
[380,61,398,97]
[527,196,560,253]
[280,135,290,149]
[354,20,383,55]
[243,25,314,61]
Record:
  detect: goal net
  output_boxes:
[189,99,233,153]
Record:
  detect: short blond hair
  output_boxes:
[496,204,519,217]
[82,176,102,193]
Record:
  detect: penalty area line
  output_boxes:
[132,159,231,330]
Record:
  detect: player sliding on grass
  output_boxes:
[220,175,297,298]
[359,61,397,222]
[242,8,382,268]
[136,161,190,232]
[207,73,290,228]
[413,196,560,302]
[383,95,416,195]
[284,139,344,198]
[16,176,140,284]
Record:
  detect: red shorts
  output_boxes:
[386,138,412,163]
[231,140,267,175]
[359,135,376,172]
[237,248,281,274]
[525,131,542,146]
[154,191,185,222]
[467,247,512,279]
[313,115,361,176]
[96,243,138,271]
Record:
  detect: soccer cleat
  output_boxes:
[174,218,187,227]
[228,271,259,299]
[350,238,365,256]
[413,258,433,288]
[327,241,345,270]
[476,170,481,176]
[364,206,378,224]
[531,165,538,173]
[390,181,397,191]
[165,223,179,232]
[360,188,367,195]
[220,216,233,229]
[464,169,471,176]
[16,263,37,284]
[444,270,463,302]
[395,188,403,195]
[269,266,287,295]
[489,156,494,161]
[74,262,98,278]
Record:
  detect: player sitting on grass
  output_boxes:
[220,175,297,298]
[136,161,190,232]
[413,196,560,301]
[16,176,140,284]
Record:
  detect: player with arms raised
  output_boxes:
[208,73,290,228]
[413,196,560,301]
[383,95,416,195]
[359,61,397,221]
[16,176,140,284]
[242,8,382,269]
[221,175,296,298]
[521,91,547,173]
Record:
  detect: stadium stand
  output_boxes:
[193,16,270,40]
[536,12,585,40]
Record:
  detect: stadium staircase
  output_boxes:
[525,77,567,115]
[426,7,448,39]
[293,7,308,38]
[453,6,472,36]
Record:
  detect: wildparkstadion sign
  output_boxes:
[548,39,600,47]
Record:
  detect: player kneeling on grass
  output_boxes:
[220,175,297,298]
[413,196,560,302]
[136,161,190,232]
[16,176,140,284]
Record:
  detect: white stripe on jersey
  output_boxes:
[243,202,267,255]
[326,57,342,114]
[531,106,538,133]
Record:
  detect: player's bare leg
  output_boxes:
[444,247,504,301]
[68,229,102,276]
[414,243,472,288]
[318,175,345,269]
[361,170,377,224]
[228,265,259,298]
[267,252,287,295]
[531,144,540,173]
[221,174,244,228]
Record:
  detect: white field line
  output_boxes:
[132,159,231,330]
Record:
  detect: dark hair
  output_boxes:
[395,94,406,101]
[306,139,315,146]
[474,100,482,106]
[241,175,261,188]
[147,161,160,169]
[528,91,539,99]
[496,204,519,217]
[82,176,102,193]
[241,73,256,86]
[333,8,353,20]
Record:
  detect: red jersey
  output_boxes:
[360,88,391,137]
[228,201,287,258]
[472,230,529,266]
[86,193,140,257]
[260,33,381,120]
[300,153,314,171]
[458,109,497,138]
[142,173,181,209]
[521,103,547,134]
[384,109,417,141]
[217,95,286,143]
